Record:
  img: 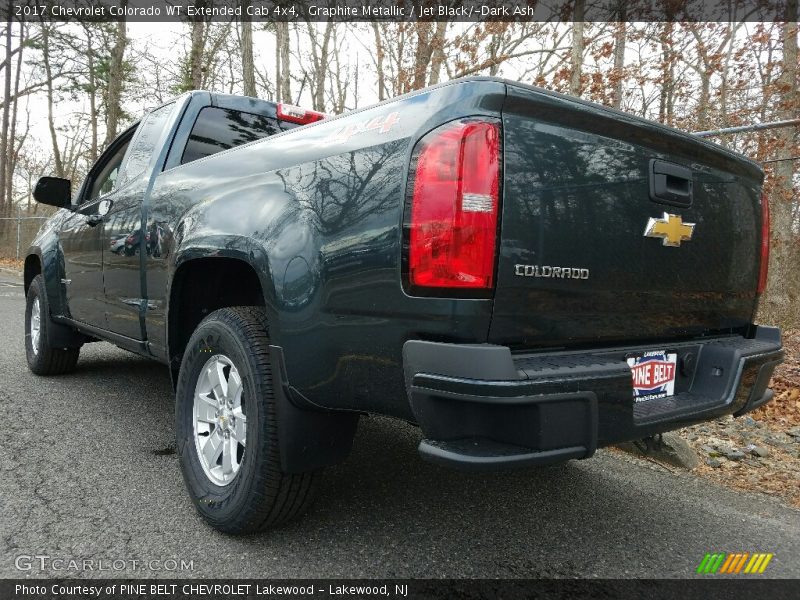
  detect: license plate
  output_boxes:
[627,351,677,402]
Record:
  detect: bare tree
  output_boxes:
[763,1,799,325]
[104,16,127,146]
[658,22,676,125]
[569,0,585,96]
[0,15,13,213]
[428,22,448,84]
[275,22,291,103]
[371,23,386,100]
[326,25,351,113]
[611,17,626,108]
[188,18,205,89]
[301,21,333,111]
[240,0,255,96]
[41,24,64,178]
[5,20,26,208]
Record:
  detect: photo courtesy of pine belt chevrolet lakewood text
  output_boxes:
[23,78,784,534]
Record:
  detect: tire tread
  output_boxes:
[179,306,319,534]
[26,275,80,376]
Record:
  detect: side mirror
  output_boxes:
[33,176,72,208]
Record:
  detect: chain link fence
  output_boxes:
[0,215,49,260]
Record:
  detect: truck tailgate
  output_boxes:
[490,83,765,349]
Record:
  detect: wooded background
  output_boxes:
[0,8,798,327]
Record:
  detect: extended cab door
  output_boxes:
[60,130,134,327]
[103,102,177,340]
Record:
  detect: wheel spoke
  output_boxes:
[228,370,243,407]
[202,429,224,466]
[196,392,217,422]
[232,413,246,446]
[30,297,41,354]
[222,436,236,476]
[207,360,228,400]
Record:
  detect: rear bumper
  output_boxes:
[402,326,783,470]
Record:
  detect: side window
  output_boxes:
[87,140,130,202]
[117,102,175,188]
[181,107,280,165]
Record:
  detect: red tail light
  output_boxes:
[406,119,501,292]
[276,103,327,125]
[757,191,770,295]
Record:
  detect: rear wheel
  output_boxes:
[25,275,80,375]
[175,306,319,534]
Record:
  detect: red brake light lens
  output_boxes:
[276,103,327,125]
[757,191,770,295]
[406,119,501,292]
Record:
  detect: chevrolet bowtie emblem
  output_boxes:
[644,212,695,247]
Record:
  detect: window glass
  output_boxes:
[117,102,175,187]
[88,140,130,201]
[181,107,280,165]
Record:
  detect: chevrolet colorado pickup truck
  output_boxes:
[24,78,784,534]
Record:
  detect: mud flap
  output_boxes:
[269,345,360,473]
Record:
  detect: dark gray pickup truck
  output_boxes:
[24,77,783,533]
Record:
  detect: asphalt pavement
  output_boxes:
[1,271,798,578]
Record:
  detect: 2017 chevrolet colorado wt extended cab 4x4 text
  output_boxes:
[24,78,784,533]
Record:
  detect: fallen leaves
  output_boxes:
[752,329,800,428]
[0,257,23,271]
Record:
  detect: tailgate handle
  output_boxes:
[649,159,693,208]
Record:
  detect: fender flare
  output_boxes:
[167,234,281,349]
[167,236,358,473]
[25,244,84,348]
[25,239,66,314]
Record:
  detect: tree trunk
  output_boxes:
[85,26,98,162]
[241,1,255,97]
[275,22,291,103]
[569,0,585,96]
[372,23,386,101]
[0,12,12,213]
[697,72,711,129]
[104,15,127,147]
[763,0,799,326]
[611,17,626,108]
[5,21,24,209]
[188,19,205,89]
[307,22,333,111]
[428,22,448,85]
[42,25,64,179]
[658,22,675,126]
[412,22,433,91]
[274,24,281,101]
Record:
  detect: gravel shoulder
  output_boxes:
[684,416,800,508]
[680,332,800,509]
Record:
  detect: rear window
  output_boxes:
[181,107,280,165]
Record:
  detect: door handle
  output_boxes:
[649,159,693,208]
[86,214,104,227]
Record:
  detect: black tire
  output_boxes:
[175,306,319,534]
[25,274,80,375]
